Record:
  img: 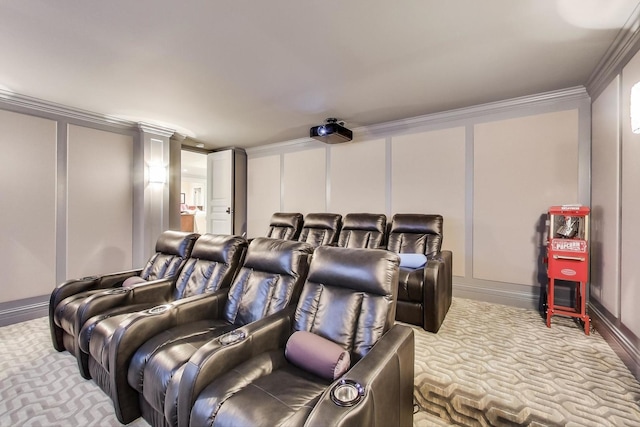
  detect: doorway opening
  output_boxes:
[180,150,208,233]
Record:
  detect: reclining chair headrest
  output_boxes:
[190,234,247,264]
[307,246,399,296]
[302,213,342,230]
[244,237,314,275]
[342,213,386,233]
[390,214,443,236]
[269,212,303,228]
[155,230,199,257]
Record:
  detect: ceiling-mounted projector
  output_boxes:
[310,118,353,144]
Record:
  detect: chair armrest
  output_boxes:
[176,307,295,427]
[48,269,143,350]
[101,289,229,423]
[75,277,175,341]
[305,324,414,427]
[422,250,453,333]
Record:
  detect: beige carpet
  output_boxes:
[1,298,639,426]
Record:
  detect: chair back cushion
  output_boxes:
[294,246,399,363]
[265,212,303,240]
[297,213,342,247]
[174,234,247,299]
[140,231,199,281]
[223,238,313,326]
[337,213,386,249]
[386,214,443,257]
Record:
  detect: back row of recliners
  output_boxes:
[266,212,453,333]
[49,232,414,427]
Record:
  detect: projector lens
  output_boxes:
[318,126,327,136]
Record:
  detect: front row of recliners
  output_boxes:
[49,231,414,426]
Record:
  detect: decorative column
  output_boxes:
[133,122,175,265]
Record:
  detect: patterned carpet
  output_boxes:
[0,298,638,426]
[412,299,640,426]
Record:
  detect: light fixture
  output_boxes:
[149,164,167,184]
[631,82,640,134]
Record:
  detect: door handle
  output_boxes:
[226,207,231,214]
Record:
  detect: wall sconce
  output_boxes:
[631,82,640,134]
[149,164,167,184]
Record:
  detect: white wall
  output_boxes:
[620,51,640,338]
[246,88,590,308]
[590,47,640,379]
[392,128,466,277]
[473,111,579,285]
[67,125,134,279]
[0,98,173,326]
[591,76,620,316]
[0,110,57,303]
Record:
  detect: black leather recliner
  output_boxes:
[337,213,387,249]
[178,246,415,427]
[99,237,313,425]
[387,214,453,333]
[49,230,199,375]
[265,212,304,240]
[297,212,342,247]
[78,233,247,413]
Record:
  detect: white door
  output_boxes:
[207,150,233,235]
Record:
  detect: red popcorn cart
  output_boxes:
[546,205,590,335]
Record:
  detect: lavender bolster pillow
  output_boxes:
[285,331,351,380]
[122,276,147,287]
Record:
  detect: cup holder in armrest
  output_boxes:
[81,276,99,281]
[107,288,129,295]
[218,330,247,346]
[147,304,172,315]
[330,379,365,407]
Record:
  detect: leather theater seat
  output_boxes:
[297,212,342,247]
[337,213,387,249]
[178,246,415,427]
[79,233,247,408]
[387,214,453,333]
[265,212,304,240]
[49,230,199,376]
[94,237,313,425]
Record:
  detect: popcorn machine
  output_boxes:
[546,205,590,335]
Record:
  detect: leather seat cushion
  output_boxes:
[127,319,235,413]
[87,304,158,369]
[55,289,106,335]
[191,350,330,427]
[396,267,424,303]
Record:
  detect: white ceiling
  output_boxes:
[1,0,639,149]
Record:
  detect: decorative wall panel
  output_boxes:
[67,125,133,279]
[392,127,466,276]
[0,110,57,302]
[473,110,579,286]
[247,155,281,238]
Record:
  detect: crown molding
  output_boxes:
[586,3,640,100]
[0,89,137,129]
[359,86,588,138]
[245,136,324,157]
[137,122,175,138]
[246,86,588,157]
